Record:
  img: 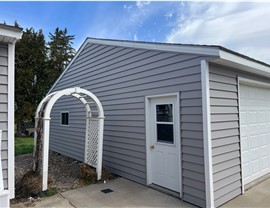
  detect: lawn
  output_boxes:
[15,137,34,156]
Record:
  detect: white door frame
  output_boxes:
[238,77,270,193]
[145,92,181,197]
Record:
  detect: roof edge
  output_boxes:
[213,49,270,78]
[47,37,220,94]
[0,24,22,41]
[48,37,270,95]
[86,37,220,56]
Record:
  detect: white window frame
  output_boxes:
[60,111,69,126]
[154,102,175,146]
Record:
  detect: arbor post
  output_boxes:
[42,117,51,191]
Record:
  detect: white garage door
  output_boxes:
[240,83,270,185]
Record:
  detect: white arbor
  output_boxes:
[35,87,105,191]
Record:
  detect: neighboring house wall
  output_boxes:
[0,43,8,189]
[50,43,210,207]
[209,63,270,207]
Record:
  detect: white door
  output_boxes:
[240,83,270,185]
[148,95,180,192]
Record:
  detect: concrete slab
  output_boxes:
[11,195,74,208]
[222,177,270,207]
[27,178,193,208]
[34,195,74,208]
[61,178,192,207]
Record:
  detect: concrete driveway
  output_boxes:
[222,177,270,207]
[13,178,193,208]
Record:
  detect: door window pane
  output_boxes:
[156,104,173,122]
[157,124,174,143]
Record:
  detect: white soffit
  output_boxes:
[211,49,270,78]
[0,28,22,43]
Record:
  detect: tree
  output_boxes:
[48,27,75,86]
[16,27,76,195]
[15,28,48,135]
[15,26,75,136]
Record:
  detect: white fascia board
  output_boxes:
[86,38,220,56]
[0,28,22,42]
[47,38,89,94]
[216,49,270,78]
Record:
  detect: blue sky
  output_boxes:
[1,1,270,64]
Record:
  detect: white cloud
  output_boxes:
[134,33,138,41]
[123,4,133,12]
[165,11,174,19]
[166,2,270,64]
[136,1,151,10]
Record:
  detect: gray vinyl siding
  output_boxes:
[0,43,8,189]
[50,42,210,207]
[209,63,270,207]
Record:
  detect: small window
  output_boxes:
[156,104,174,144]
[61,112,69,126]
[156,104,173,122]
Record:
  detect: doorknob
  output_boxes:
[150,145,155,149]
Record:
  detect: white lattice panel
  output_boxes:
[86,118,99,168]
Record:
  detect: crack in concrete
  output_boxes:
[59,193,77,208]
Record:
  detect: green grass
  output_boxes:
[38,187,59,197]
[15,137,34,156]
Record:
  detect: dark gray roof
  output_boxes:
[86,37,270,68]
[0,23,23,32]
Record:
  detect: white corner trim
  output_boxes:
[237,76,245,194]
[201,60,214,207]
[8,43,15,199]
[0,190,10,207]
[145,96,152,187]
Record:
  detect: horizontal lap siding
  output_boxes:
[209,64,241,207]
[0,43,8,189]
[50,96,86,161]
[210,63,270,206]
[51,43,206,207]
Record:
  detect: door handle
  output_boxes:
[150,145,155,149]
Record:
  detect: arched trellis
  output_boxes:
[34,87,105,191]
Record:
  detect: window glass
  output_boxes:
[157,124,174,143]
[156,104,173,122]
[61,112,69,125]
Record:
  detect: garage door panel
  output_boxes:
[240,83,270,185]
[260,134,268,147]
[250,135,259,149]
[240,111,247,125]
[241,136,248,151]
[261,156,268,171]
[242,163,250,178]
[251,159,260,175]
